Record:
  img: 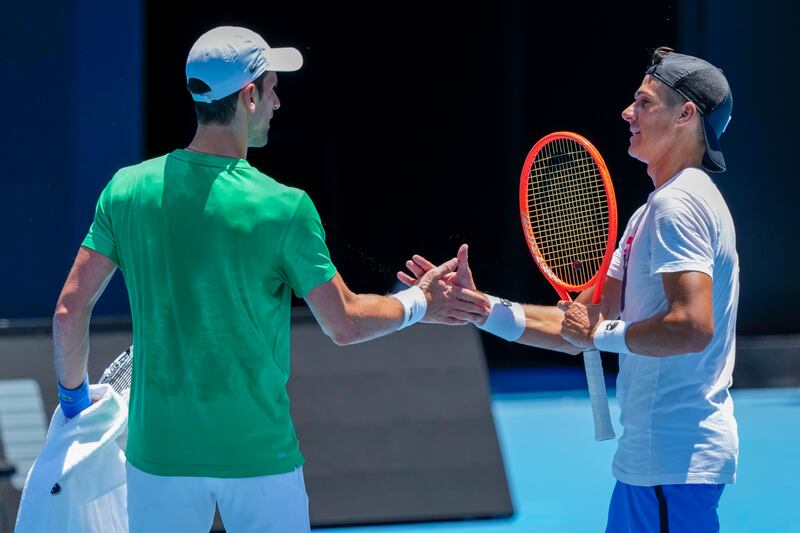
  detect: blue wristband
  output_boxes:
[58,375,91,418]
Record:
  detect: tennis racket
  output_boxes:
[519,131,618,441]
[99,345,134,399]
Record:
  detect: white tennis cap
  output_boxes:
[186,26,303,103]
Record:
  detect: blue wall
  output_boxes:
[0,0,142,319]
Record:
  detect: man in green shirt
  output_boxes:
[52,26,488,532]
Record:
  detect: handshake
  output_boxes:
[394,243,601,353]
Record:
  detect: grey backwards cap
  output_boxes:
[646,51,732,173]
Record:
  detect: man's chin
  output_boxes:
[249,137,269,149]
[627,147,645,163]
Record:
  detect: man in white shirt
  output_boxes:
[400,47,738,532]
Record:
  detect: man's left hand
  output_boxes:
[410,249,490,326]
[558,300,604,350]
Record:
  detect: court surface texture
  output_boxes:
[327,380,798,532]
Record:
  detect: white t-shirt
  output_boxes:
[606,167,739,486]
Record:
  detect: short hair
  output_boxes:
[649,47,688,108]
[189,72,268,126]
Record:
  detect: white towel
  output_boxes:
[15,383,129,533]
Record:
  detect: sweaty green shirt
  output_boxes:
[82,149,337,477]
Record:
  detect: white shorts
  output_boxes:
[126,463,310,533]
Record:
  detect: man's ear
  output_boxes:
[240,82,258,111]
[677,101,698,124]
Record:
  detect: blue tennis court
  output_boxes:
[326,386,799,532]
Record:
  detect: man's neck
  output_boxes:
[646,141,704,189]
[187,124,248,160]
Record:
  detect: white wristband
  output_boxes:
[477,294,526,341]
[390,286,427,330]
[593,320,630,354]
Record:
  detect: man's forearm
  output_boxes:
[306,273,417,346]
[53,306,92,388]
[517,304,581,355]
[476,297,580,355]
[51,247,117,417]
[333,293,406,345]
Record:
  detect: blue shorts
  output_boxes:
[606,480,725,533]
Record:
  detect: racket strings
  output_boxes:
[99,346,134,395]
[530,163,605,285]
[529,189,605,284]
[526,138,609,288]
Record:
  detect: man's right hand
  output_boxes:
[398,244,489,326]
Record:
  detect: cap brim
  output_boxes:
[701,117,726,173]
[264,47,303,72]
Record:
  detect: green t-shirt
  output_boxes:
[82,149,337,477]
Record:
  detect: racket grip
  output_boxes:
[582,348,616,441]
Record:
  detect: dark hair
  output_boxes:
[189,72,267,125]
[648,46,687,108]
[650,46,675,67]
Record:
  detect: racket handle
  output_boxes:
[582,348,616,441]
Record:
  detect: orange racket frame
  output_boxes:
[518,131,619,440]
[519,131,618,300]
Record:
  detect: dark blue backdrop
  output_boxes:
[1,0,797,345]
[0,0,141,319]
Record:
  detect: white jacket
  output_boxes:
[15,384,129,533]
